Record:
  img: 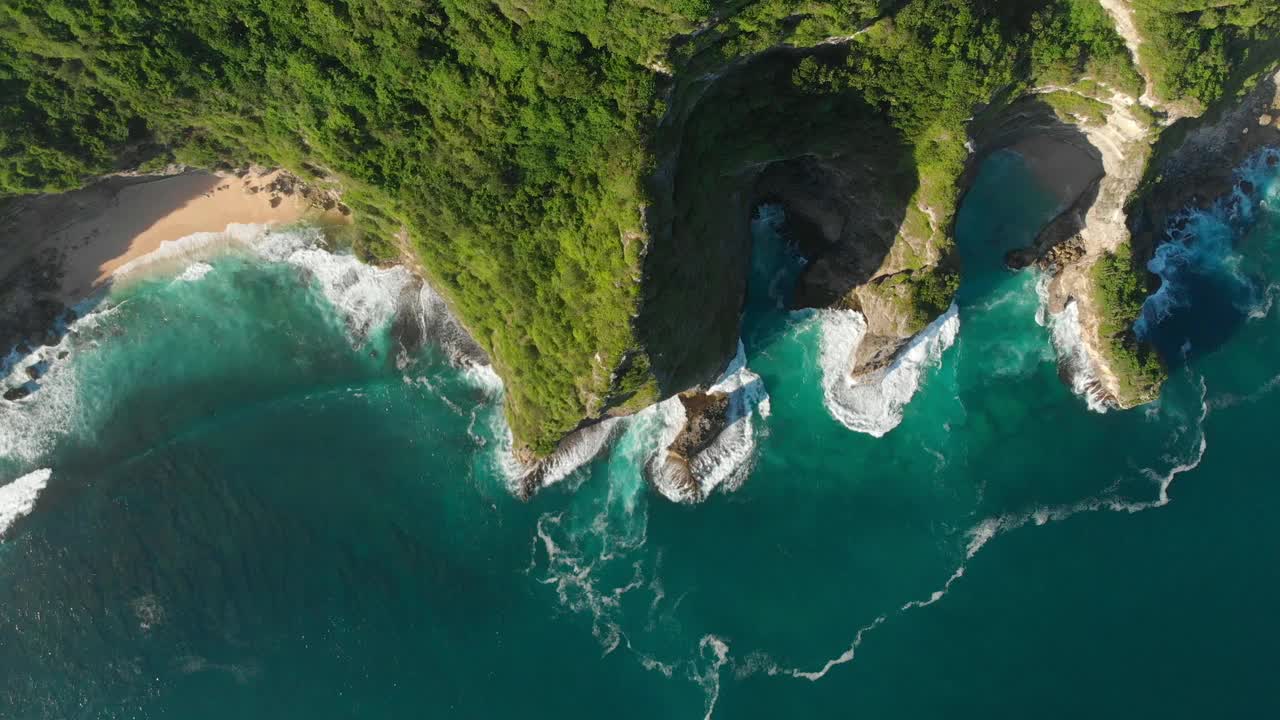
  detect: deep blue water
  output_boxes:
[1,149,1279,718]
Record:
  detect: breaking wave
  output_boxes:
[175,262,215,282]
[109,223,268,279]
[114,222,416,346]
[406,283,488,366]
[1137,147,1280,343]
[249,225,415,344]
[0,468,51,538]
[1044,298,1110,412]
[0,301,128,466]
[818,303,959,437]
[649,343,770,503]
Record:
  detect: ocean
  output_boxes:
[2,148,1279,718]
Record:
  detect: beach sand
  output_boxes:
[1010,135,1105,209]
[0,168,348,357]
[0,169,316,304]
[1003,134,1105,207]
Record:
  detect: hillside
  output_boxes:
[3,0,1279,455]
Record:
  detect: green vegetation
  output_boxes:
[792,3,1021,229]
[1030,0,1144,95]
[1,0,703,454]
[1132,1,1280,108]
[907,267,961,328]
[0,0,1255,450]
[1091,244,1166,405]
[1041,90,1111,124]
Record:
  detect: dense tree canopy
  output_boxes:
[1133,0,1280,107]
[1,0,1276,451]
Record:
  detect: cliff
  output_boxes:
[2,1,1279,463]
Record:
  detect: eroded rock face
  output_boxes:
[637,48,934,399]
[963,94,1150,406]
[669,391,730,461]
[647,390,733,503]
[756,156,918,310]
[1133,71,1280,250]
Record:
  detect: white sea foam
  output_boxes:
[649,343,770,503]
[1045,299,1110,412]
[113,222,415,344]
[460,363,505,397]
[785,370,1212,685]
[0,300,130,464]
[818,303,959,437]
[1137,147,1280,340]
[786,615,888,681]
[110,224,264,279]
[485,391,630,494]
[0,468,51,538]
[175,262,214,282]
[530,413,664,653]
[249,228,414,344]
[694,634,732,720]
[527,418,628,491]
[411,282,487,365]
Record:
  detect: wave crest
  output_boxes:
[0,468,51,537]
[818,303,959,437]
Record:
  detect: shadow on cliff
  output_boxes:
[1126,74,1280,370]
[637,47,916,397]
[962,95,1106,270]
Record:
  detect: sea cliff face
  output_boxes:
[3,1,1279,473]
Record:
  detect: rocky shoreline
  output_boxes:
[1132,72,1280,258]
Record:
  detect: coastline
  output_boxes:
[0,168,345,356]
[1009,135,1105,210]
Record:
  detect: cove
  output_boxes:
[1,149,1278,719]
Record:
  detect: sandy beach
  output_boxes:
[0,169,319,303]
[0,168,345,356]
[1010,135,1105,208]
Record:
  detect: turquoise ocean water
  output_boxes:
[2,149,1279,718]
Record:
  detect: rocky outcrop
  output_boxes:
[753,154,942,378]
[670,391,731,460]
[957,73,1159,407]
[637,47,944,402]
[1132,70,1280,247]
[651,390,733,503]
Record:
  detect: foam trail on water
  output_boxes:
[528,402,683,652]
[819,303,959,437]
[785,615,888,681]
[784,371,1209,683]
[0,469,51,537]
[917,373,1207,601]
[694,635,731,720]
